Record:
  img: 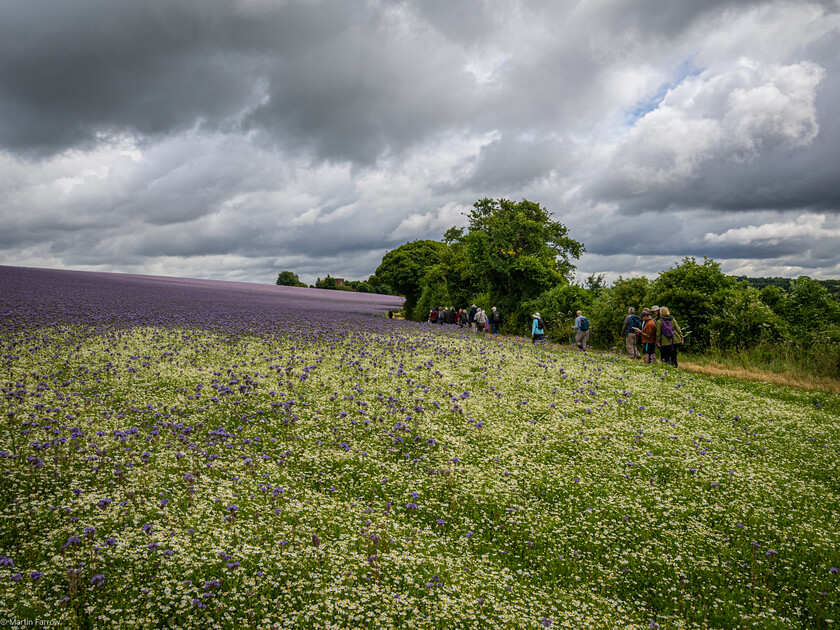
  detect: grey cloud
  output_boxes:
[440,135,574,194]
[1,0,839,286]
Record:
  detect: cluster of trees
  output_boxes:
[373,197,840,377]
[374,198,584,327]
[275,271,393,295]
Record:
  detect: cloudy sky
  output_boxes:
[1,0,839,286]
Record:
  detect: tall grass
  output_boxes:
[681,342,840,393]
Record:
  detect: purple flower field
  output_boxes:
[1,266,838,629]
[0,265,403,332]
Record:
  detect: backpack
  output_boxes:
[537,317,545,330]
[661,318,674,339]
[627,314,641,331]
[578,316,589,331]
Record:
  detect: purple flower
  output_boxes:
[90,574,105,587]
[830,567,839,574]
[11,573,21,582]
[30,571,43,582]
[0,555,13,568]
[65,536,81,547]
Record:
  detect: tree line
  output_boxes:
[275,270,393,295]
[278,197,840,377]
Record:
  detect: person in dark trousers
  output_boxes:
[489,307,502,334]
[656,306,684,367]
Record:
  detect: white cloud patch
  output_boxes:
[610,59,825,191]
[388,202,470,243]
[702,214,840,245]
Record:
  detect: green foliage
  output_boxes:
[759,285,789,315]
[785,276,840,331]
[276,270,306,287]
[709,286,785,349]
[458,198,584,330]
[315,275,339,290]
[415,264,452,320]
[649,257,737,349]
[375,240,449,320]
[522,284,591,341]
[738,275,840,299]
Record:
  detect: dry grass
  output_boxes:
[679,359,840,394]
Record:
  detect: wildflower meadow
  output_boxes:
[1,266,838,629]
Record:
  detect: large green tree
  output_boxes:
[457,198,584,326]
[375,240,448,320]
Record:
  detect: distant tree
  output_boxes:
[315,275,339,290]
[375,240,449,320]
[276,270,305,287]
[584,273,606,292]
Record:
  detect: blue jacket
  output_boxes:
[532,318,544,335]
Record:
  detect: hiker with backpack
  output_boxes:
[573,310,590,351]
[620,307,642,359]
[489,307,502,334]
[656,306,684,367]
[531,313,545,343]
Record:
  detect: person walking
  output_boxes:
[489,307,502,334]
[640,309,657,364]
[656,306,684,367]
[649,305,661,362]
[531,313,545,343]
[475,308,488,334]
[620,307,642,359]
[573,310,590,351]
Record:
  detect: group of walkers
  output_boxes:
[531,305,684,367]
[619,305,684,366]
[428,305,503,334]
[429,302,684,368]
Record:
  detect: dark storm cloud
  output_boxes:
[0,0,838,285]
[0,1,267,155]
